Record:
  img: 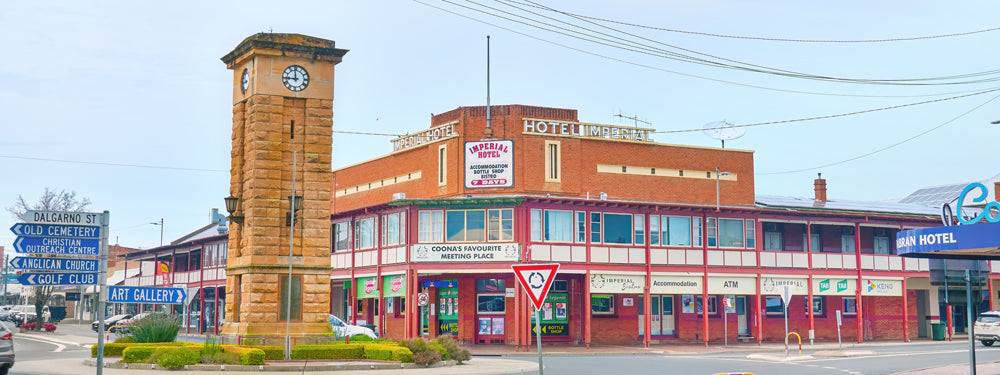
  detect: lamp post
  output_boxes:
[715,167,732,211]
[150,218,164,247]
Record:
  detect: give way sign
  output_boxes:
[512,263,561,310]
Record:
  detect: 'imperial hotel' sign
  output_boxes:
[522,118,655,143]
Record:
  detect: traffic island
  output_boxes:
[745,353,815,362]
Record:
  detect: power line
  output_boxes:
[659,87,1000,134]
[443,0,1000,86]
[757,92,1000,175]
[512,0,1000,44]
[413,0,997,98]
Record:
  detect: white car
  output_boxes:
[328,314,377,339]
[975,311,1000,346]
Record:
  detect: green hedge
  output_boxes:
[291,344,364,360]
[238,345,284,360]
[363,344,413,362]
[152,347,201,370]
[121,346,157,363]
[91,341,202,357]
[223,346,265,365]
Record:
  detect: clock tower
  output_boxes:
[220,33,347,338]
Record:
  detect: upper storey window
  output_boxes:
[419,208,513,243]
[381,212,406,246]
[354,217,375,250]
[333,221,350,251]
[706,218,755,249]
[545,141,561,182]
[650,215,696,247]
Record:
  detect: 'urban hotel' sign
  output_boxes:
[523,118,655,143]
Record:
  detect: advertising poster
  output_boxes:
[682,295,695,314]
[465,140,514,188]
[386,297,394,314]
[543,303,553,320]
[555,302,567,320]
[479,318,491,335]
[492,317,505,335]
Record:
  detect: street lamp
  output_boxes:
[223,195,244,224]
[150,218,164,247]
[716,167,732,211]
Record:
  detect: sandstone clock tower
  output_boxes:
[220,33,347,338]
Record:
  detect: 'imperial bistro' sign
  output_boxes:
[523,118,655,143]
[411,244,520,262]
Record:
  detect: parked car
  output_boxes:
[975,311,1000,346]
[328,314,377,339]
[91,314,132,332]
[11,313,35,328]
[0,307,11,321]
[5,306,36,325]
[116,312,151,332]
[0,322,14,374]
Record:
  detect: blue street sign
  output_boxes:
[66,292,81,301]
[18,272,98,285]
[107,286,187,305]
[12,236,99,255]
[5,274,18,284]
[9,256,98,272]
[421,281,457,288]
[9,223,100,239]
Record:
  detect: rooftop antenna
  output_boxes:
[702,120,746,148]
[613,111,652,127]
[484,35,494,139]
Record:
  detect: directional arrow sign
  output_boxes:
[13,236,99,255]
[9,256,98,272]
[18,272,98,285]
[512,263,561,310]
[10,223,100,239]
[107,286,187,305]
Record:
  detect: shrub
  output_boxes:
[243,345,284,360]
[349,334,374,342]
[224,346,265,365]
[435,335,471,364]
[363,344,412,362]
[400,338,441,367]
[114,336,135,344]
[291,344,364,360]
[90,341,202,357]
[154,348,201,370]
[430,341,449,361]
[18,323,56,332]
[129,313,180,343]
[122,346,157,363]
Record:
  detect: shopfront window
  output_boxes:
[765,296,784,315]
[477,295,505,313]
[805,296,825,315]
[591,295,615,315]
[843,297,857,315]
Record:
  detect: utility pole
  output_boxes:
[150,218,164,247]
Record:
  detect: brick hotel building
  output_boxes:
[327,103,975,348]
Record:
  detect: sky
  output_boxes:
[0,1,998,253]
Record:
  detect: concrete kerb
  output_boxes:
[83,359,462,371]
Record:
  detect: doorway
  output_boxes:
[640,295,675,336]
[736,296,749,336]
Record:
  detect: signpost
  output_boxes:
[723,297,732,348]
[512,263,560,375]
[780,285,793,357]
[12,210,107,374]
[106,286,187,305]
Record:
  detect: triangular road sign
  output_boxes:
[512,263,560,310]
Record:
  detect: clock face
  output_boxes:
[282,65,309,92]
[240,68,249,94]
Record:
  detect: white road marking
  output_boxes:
[17,335,67,352]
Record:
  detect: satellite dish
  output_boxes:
[702,120,746,148]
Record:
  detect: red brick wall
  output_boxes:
[590,294,641,345]
[333,104,755,214]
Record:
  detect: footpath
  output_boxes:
[12,324,1000,375]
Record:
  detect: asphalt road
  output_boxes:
[507,341,1000,375]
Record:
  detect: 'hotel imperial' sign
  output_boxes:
[523,118,655,143]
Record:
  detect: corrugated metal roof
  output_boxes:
[756,194,940,216]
